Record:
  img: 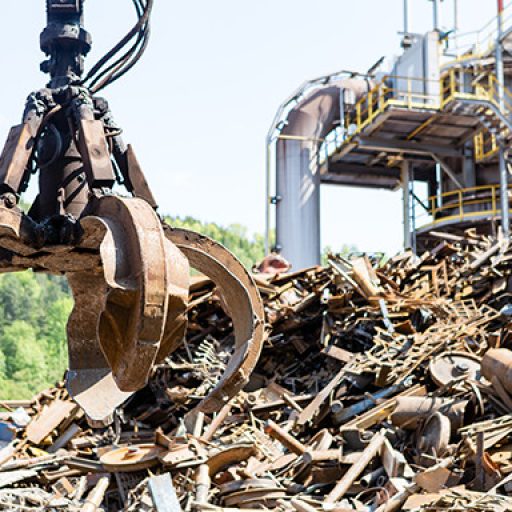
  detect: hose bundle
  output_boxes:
[81,0,154,93]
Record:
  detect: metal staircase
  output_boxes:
[441,71,512,151]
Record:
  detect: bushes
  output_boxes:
[0,273,72,399]
[166,216,266,269]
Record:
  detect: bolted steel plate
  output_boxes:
[428,351,481,387]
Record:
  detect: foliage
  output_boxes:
[165,216,266,269]
[0,273,71,399]
[322,244,359,266]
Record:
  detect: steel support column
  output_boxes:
[410,165,417,254]
[453,0,459,35]
[265,139,272,255]
[497,0,510,238]
[276,138,321,269]
[403,0,409,34]
[435,163,443,213]
[463,142,476,188]
[401,161,412,250]
[432,0,440,31]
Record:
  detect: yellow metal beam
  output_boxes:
[406,115,438,141]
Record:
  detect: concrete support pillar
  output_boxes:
[401,161,412,250]
[276,138,321,269]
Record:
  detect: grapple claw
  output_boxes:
[165,227,265,413]
[0,1,266,430]
[65,201,265,425]
[66,196,189,424]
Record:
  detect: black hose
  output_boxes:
[91,27,150,93]
[88,27,147,90]
[81,0,153,92]
[83,0,149,81]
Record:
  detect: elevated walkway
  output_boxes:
[320,69,512,225]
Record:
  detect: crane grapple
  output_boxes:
[0,0,264,425]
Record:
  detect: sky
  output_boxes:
[0,0,499,255]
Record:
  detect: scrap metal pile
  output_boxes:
[2,231,512,510]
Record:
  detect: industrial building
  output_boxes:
[266,0,512,270]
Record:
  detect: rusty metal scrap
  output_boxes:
[3,233,512,509]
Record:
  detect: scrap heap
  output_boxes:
[3,230,512,511]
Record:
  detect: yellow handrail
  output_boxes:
[475,131,499,162]
[335,69,511,164]
[444,1,512,65]
[420,183,512,231]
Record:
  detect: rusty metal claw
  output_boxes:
[165,227,265,413]
[0,0,265,432]
[64,203,264,425]
[67,196,189,424]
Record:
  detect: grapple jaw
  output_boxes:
[64,196,264,425]
[0,0,265,428]
[0,194,264,426]
[65,196,190,424]
[165,227,265,414]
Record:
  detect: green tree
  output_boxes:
[1,320,48,396]
[166,216,265,268]
[41,297,73,382]
[0,272,42,327]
